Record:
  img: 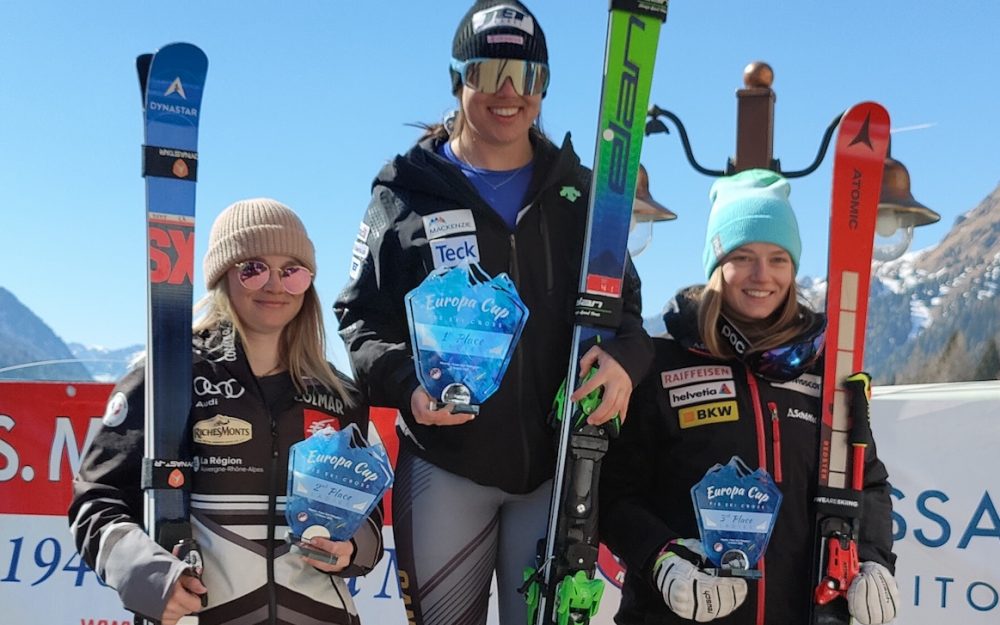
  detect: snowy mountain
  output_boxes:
[68,343,143,382]
[0,287,141,382]
[865,182,1000,384]
[0,287,92,381]
[645,181,1000,385]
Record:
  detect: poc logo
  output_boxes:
[787,408,817,423]
[430,235,480,269]
[720,323,748,355]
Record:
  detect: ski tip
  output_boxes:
[136,53,153,102]
[137,42,209,109]
[843,101,890,127]
[156,42,209,68]
[837,101,891,151]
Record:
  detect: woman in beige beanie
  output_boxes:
[70,198,385,625]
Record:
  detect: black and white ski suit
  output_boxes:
[334,132,654,494]
[69,323,384,625]
[599,288,896,625]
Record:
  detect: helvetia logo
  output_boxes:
[668,381,736,407]
[192,414,253,445]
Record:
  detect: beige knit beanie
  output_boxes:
[203,198,316,289]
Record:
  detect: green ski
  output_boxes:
[524,2,667,624]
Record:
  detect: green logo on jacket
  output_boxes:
[560,186,582,202]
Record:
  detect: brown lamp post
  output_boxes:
[645,60,940,260]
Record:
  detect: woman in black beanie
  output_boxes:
[335,2,653,623]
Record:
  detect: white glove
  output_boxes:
[847,561,899,624]
[653,539,748,622]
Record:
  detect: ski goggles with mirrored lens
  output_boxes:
[235,260,314,295]
[719,315,826,382]
[450,57,550,96]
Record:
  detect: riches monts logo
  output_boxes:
[192,414,253,445]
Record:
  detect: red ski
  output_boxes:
[811,101,890,624]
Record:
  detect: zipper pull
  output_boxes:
[768,401,783,484]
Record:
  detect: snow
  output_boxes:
[908,298,933,340]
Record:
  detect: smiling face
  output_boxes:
[458,77,541,152]
[226,254,306,339]
[720,242,795,320]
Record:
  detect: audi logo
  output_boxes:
[193,376,245,399]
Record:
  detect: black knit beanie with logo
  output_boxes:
[450,0,548,94]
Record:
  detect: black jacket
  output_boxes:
[69,323,384,625]
[335,133,653,493]
[599,288,896,625]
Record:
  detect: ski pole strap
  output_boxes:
[141,457,194,491]
[813,486,862,518]
[142,144,199,181]
[574,293,623,329]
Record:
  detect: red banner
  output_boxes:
[369,407,399,525]
[0,382,402,521]
[0,382,114,515]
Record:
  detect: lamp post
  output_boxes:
[644,61,940,261]
[629,163,676,257]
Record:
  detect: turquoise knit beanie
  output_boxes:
[703,169,801,279]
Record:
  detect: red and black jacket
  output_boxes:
[599,288,895,625]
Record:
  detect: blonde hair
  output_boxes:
[697,266,814,359]
[193,280,350,401]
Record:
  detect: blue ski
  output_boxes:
[137,42,208,623]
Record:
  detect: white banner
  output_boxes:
[866,381,1000,623]
[1,381,997,624]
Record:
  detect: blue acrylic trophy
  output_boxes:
[690,456,783,578]
[285,423,393,561]
[404,263,529,414]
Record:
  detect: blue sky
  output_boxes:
[2,1,997,373]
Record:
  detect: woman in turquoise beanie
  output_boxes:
[599,169,900,625]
